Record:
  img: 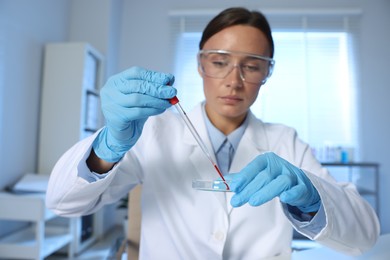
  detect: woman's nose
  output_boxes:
[225,64,244,87]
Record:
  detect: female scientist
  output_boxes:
[46,7,379,259]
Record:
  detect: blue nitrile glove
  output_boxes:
[93,66,176,162]
[227,152,321,213]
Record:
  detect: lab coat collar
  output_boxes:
[184,103,270,214]
[183,103,270,156]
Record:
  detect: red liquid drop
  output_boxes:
[213,164,230,191]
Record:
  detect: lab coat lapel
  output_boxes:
[226,112,270,215]
[184,104,228,213]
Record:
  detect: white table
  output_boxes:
[292,233,390,260]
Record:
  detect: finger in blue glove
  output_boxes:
[228,152,321,213]
[93,66,177,162]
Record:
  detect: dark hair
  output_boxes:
[199,7,274,58]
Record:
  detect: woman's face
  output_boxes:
[199,25,271,131]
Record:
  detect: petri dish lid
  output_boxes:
[192,179,232,192]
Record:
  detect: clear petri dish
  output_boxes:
[192,179,232,192]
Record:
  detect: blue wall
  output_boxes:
[0,0,71,236]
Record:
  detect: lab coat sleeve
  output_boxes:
[303,170,380,255]
[279,132,380,256]
[45,131,142,217]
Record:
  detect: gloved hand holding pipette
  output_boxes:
[93,66,177,162]
[226,152,321,213]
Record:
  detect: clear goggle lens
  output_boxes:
[198,50,275,85]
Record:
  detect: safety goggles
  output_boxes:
[197,49,275,85]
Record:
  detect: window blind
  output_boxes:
[263,11,361,155]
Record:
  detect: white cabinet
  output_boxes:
[38,42,104,175]
[0,192,75,260]
[37,42,106,255]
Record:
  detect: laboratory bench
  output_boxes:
[292,233,390,259]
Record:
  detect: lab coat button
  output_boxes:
[214,231,225,241]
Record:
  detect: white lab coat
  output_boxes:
[46,103,379,260]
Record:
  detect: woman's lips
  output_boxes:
[220,95,243,104]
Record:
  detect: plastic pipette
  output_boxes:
[169,96,229,190]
